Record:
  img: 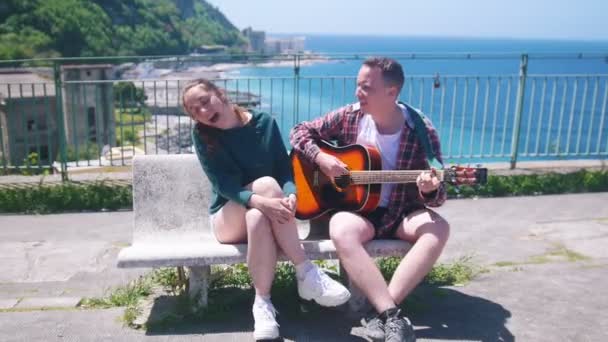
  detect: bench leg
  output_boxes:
[186,266,210,309]
[339,261,371,315]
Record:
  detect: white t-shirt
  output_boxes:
[356,103,413,207]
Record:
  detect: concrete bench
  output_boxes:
[116,154,411,312]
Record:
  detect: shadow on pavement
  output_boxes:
[407,285,514,342]
[143,285,512,341]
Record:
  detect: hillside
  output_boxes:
[0,0,246,59]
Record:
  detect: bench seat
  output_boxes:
[118,239,410,268]
[117,154,411,312]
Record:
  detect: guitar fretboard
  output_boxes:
[347,170,445,184]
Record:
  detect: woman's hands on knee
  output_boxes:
[249,194,294,224]
[282,194,297,216]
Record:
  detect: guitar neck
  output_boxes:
[349,170,444,184]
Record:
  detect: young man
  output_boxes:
[289,57,450,342]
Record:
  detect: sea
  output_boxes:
[228,35,608,163]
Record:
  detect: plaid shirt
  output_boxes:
[289,102,447,237]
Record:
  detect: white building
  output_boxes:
[265,36,306,54]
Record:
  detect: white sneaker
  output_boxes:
[297,266,351,307]
[252,300,280,340]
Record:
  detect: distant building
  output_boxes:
[0,71,58,166]
[61,65,115,151]
[242,27,266,53]
[265,36,306,54]
[192,45,228,54]
[0,65,115,166]
[242,27,306,55]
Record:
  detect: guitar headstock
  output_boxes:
[444,165,488,186]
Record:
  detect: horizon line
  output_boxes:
[261,32,608,43]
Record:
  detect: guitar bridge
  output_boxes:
[313,170,319,187]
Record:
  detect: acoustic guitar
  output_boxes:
[291,140,487,220]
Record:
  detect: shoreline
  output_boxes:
[121,54,332,81]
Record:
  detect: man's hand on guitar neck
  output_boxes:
[314,152,349,178]
[417,169,441,195]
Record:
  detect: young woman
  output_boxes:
[182,79,350,340]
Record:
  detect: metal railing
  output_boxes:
[0,53,607,179]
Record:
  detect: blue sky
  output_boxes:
[207,0,608,41]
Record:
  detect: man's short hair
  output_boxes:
[362,57,405,92]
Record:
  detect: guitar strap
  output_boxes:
[400,102,444,169]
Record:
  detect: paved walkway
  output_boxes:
[1,193,607,341]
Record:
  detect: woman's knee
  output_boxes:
[250,176,282,198]
[245,208,273,236]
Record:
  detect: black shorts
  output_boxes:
[364,206,390,229]
[364,203,426,239]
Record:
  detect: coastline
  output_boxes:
[122,53,331,81]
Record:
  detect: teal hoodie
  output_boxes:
[192,110,296,214]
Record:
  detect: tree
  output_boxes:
[0,0,246,59]
[113,81,147,107]
[0,29,56,60]
[34,0,114,57]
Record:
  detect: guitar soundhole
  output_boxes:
[334,175,351,189]
[321,184,345,203]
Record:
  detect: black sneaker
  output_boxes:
[384,309,416,342]
[360,313,385,341]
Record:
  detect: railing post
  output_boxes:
[0,98,6,172]
[53,61,69,181]
[293,54,301,125]
[510,54,528,169]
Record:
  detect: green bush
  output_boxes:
[210,263,252,289]
[0,181,131,214]
[447,169,608,199]
[17,152,52,176]
[1,169,607,214]
[115,107,152,125]
[114,82,147,107]
[377,256,401,281]
[116,126,142,147]
[583,171,606,192]
[56,143,101,162]
[377,256,480,286]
